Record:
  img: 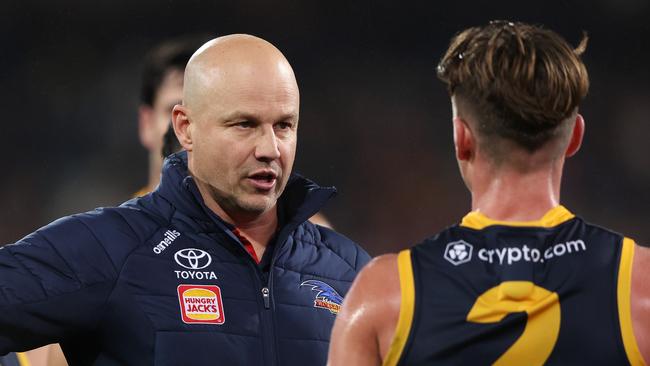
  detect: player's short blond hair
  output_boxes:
[437,21,589,152]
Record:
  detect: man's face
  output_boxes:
[187,64,299,217]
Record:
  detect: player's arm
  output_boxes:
[328,254,401,366]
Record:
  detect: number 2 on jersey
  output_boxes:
[466,281,561,365]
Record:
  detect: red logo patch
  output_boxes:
[177,284,225,324]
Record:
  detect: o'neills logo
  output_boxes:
[153,230,181,254]
[177,285,225,325]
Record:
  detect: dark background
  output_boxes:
[1,0,648,255]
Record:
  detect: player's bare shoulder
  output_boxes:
[350,253,401,300]
[328,254,402,366]
[366,254,404,360]
[344,253,402,342]
[632,243,650,363]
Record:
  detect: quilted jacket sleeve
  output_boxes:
[0,211,134,353]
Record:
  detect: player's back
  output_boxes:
[388,205,645,365]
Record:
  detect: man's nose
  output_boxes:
[254,126,281,161]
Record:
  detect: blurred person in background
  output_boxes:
[328,21,649,365]
[135,35,212,197]
[0,34,369,365]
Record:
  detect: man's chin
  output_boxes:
[235,195,278,215]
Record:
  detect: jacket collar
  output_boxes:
[156,151,336,232]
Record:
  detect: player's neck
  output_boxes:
[470,166,562,222]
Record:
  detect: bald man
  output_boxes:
[0,34,369,365]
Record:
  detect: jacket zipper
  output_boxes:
[228,224,296,366]
[261,287,270,309]
[263,220,305,365]
[256,263,276,366]
[231,235,276,366]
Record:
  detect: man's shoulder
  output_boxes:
[339,253,402,355]
[334,254,401,316]
[356,254,400,293]
[293,221,371,271]
[16,205,164,263]
[305,222,356,247]
[356,254,401,311]
[66,205,162,241]
[0,206,166,299]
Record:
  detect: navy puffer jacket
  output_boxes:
[0,152,370,365]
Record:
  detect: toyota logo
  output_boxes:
[174,248,212,270]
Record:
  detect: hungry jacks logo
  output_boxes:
[177,284,225,324]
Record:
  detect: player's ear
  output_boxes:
[172,104,193,151]
[565,114,585,158]
[138,105,155,150]
[453,117,474,161]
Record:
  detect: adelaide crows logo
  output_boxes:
[300,280,343,315]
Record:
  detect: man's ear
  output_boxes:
[172,104,193,151]
[138,105,155,150]
[565,114,585,158]
[453,117,474,161]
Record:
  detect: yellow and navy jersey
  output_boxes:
[384,206,646,366]
[0,352,29,366]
